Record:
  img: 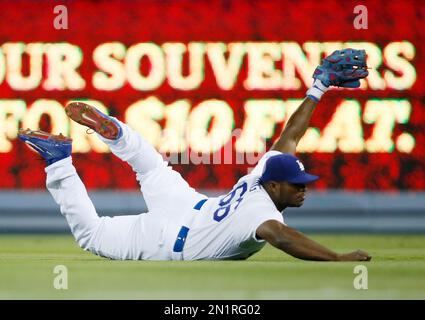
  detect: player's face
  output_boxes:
[279,182,306,208]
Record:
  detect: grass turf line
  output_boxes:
[0,234,424,299]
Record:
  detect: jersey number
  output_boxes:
[213,182,247,222]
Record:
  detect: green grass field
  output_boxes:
[1,234,424,299]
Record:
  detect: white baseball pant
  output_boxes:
[45,120,206,260]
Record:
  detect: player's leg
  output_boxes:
[65,102,207,217]
[18,130,100,250]
[65,102,161,175]
[95,118,206,214]
[46,157,162,259]
[46,158,154,259]
[17,129,170,260]
[45,157,101,250]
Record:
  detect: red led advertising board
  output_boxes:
[0,0,424,190]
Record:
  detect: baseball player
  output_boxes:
[19,49,371,261]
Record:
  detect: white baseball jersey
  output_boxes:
[46,120,285,261]
[183,150,285,260]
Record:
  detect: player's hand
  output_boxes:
[337,250,372,262]
[312,48,369,88]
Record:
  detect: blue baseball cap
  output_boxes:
[260,154,319,184]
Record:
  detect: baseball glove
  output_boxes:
[313,49,369,88]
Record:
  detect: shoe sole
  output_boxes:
[18,129,72,143]
[65,102,120,140]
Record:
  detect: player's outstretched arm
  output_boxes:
[256,220,372,262]
[270,97,318,155]
[271,49,369,155]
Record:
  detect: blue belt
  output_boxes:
[172,199,207,253]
